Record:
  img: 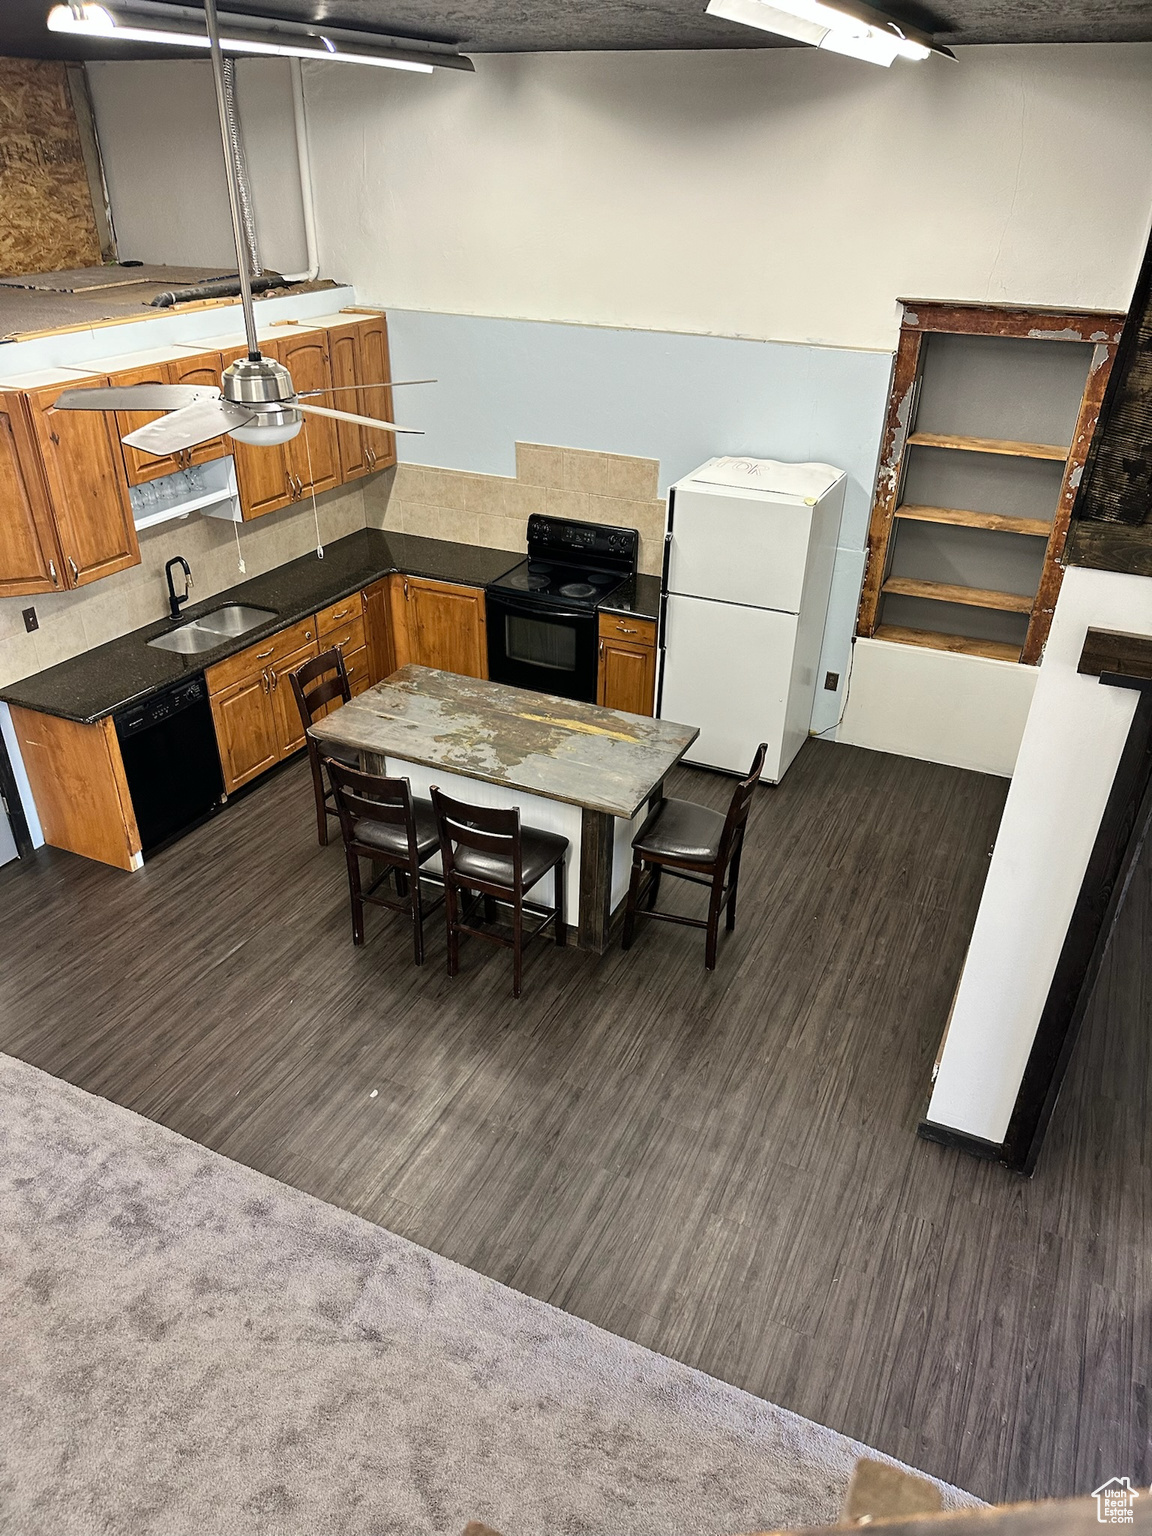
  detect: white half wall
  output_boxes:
[838,638,1039,776]
[926,565,1152,1145]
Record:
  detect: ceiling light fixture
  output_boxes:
[704,0,950,66]
[46,1,475,73]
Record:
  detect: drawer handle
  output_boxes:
[256,647,275,659]
[616,624,638,634]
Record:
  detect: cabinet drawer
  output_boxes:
[599,613,656,647]
[317,614,366,659]
[206,616,317,695]
[343,644,372,696]
[316,591,365,637]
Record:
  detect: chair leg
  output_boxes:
[445,878,461,978]
[483,894,498,923]
[394,867,409,899]
[704,874,725,970]
[346,852,365,946]
[411,871,425,966]
[621,853,644,950]
[726,843,744,933]
[310,747,329,847]
[646,862,663,911]
[512,898,524,999]
[554,859,566,946]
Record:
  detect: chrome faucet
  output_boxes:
[165,556,193,620]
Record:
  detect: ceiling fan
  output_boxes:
[52,0,421,458]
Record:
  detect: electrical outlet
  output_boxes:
[824,671,840,691]
[22,608,38,633]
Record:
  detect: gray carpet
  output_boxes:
[0,1051,978,1536]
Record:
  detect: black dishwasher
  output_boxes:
[114,675,225,857]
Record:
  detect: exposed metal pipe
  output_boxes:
[220,55,262,285]
[281,59,319,284]
[204,0,259,358]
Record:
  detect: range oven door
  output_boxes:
[485,591,599,703]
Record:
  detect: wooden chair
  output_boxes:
[621,742,768,970]
[290,647,354,846]
[326,760,442,964]
[429,786,568,999]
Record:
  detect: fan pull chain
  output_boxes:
[304,419,324,559]
[232,511,246,574]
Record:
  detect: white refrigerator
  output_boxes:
[658,456,846,783]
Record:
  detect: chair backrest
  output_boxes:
[430,785,523,893]
[327,759,421,862]
[291,647,350,735]
[719,741,768,859]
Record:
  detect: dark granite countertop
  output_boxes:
[0,530,523,726]
[599,573,660,621]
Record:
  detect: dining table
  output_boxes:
[307,664,700,952]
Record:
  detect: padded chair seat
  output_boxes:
[351,796,438,859]
[452,825,568,890]
[632,797,726,862]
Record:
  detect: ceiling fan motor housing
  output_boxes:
[222,355,302,437]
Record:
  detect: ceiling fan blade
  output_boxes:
[296,401,423,435]
[122,396,255,454]
[298,379,437,396]
[54,384,220,413]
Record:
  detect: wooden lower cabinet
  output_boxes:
[393,575,487,678]
[364,578,394,682]
[270,641,320,757]
[597,613,657,717]
[211,672,280,793]
[9,707,141,871]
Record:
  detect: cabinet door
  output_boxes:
[211,672,279,793]
[170,350,226,466]
[364,578,395,682]
[597,637,656,717]
[327,323,369,481]
[357,313,396,472]
[269,639,320,759]
[406,577,487,679]
[0,397,64,598]
[270,333,340,498]
[218,345,294,521]
[110,362,184,485]
[24,380,140,587]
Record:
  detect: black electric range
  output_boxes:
[485,514,640,702]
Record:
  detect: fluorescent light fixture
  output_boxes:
[704,0,947,67]
[46,2,475,73]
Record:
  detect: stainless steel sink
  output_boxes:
[148,604,275,654]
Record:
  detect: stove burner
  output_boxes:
[559,582,596,599]
[523,573,549,590]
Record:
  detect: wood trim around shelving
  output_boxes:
[906,432,1068,461]
[873,624,1023,664]
[881,576,1034,613]
[893,503,1052,537]
[896,299,1125,344]
[856,331,923,636]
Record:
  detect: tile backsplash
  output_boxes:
[364,444,666,577]
[0,443,665,690]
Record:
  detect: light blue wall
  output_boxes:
[386,309,892,734]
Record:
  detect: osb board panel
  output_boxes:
[0,58,101,278]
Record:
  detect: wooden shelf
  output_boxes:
[881,576,1034,613]
[894,502,1052,537]
[907,432,1068,461]
[874,624,1023,664]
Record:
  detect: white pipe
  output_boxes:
[282,58,319,282]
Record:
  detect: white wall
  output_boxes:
[87,58,309,275]
[302,44,1152,351]
[926,565,1152,1145]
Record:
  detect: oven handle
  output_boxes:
[487,594,593,624]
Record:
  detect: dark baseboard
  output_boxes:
[917,1119,1011,1165]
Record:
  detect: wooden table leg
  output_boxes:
[578,808,614,954]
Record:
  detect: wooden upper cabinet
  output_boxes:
[24,379,139,587]
[170,349,226,466]
[404,577,487,679]
[327,323,369,481]
[109,361,184,486]
[268,330,340,498]
[218,344,294,521]
[356,313,396,472]
[0,398,64,597]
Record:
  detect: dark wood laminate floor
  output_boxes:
[1,740,1147,1505]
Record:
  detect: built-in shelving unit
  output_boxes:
[858,301,1125,666]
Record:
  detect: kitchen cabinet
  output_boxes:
[206,616,318,792]
[170,350,227,467]
[597,613,657,717]
[327,322,370,481]
[21,377,139,588]
[392,575,487,679]
[217,344,296,521]
[0,403,63,598]
[110,361,185,485]
[355,311,397,472]
[267,331,340,501]
[364,577,394,682]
